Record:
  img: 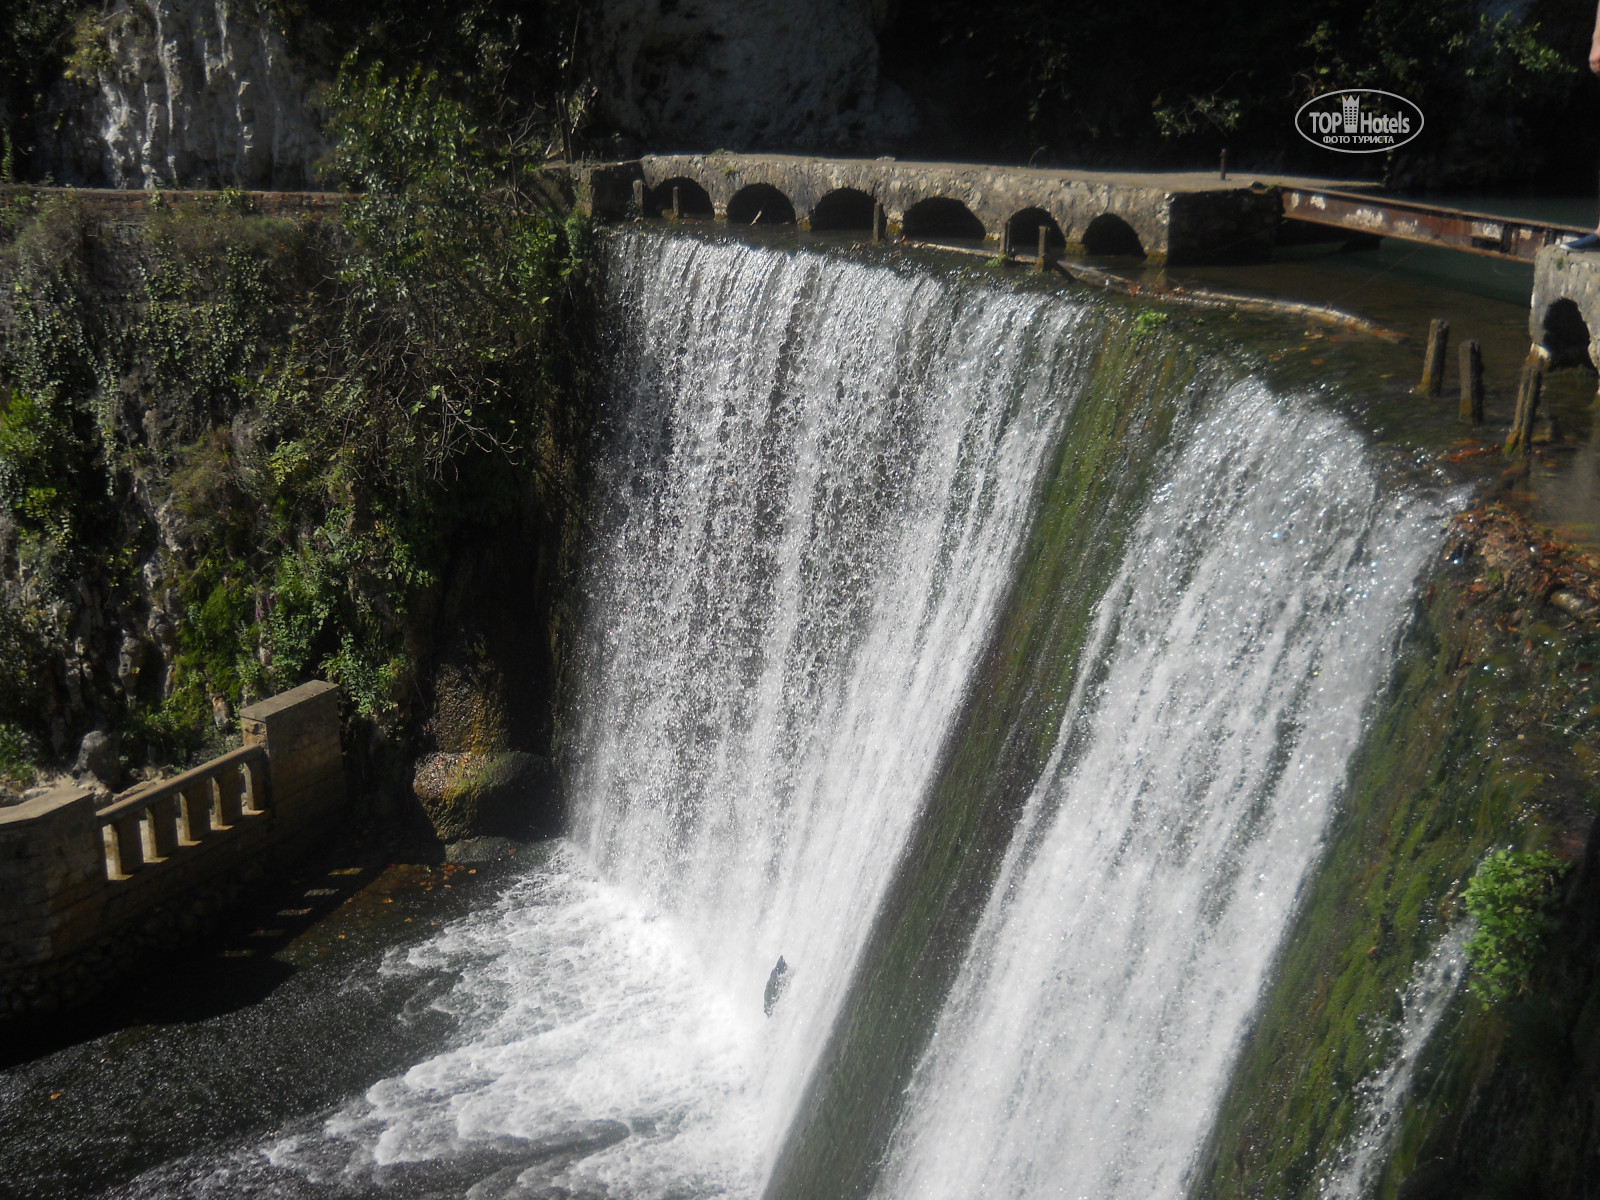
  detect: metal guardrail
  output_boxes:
[96,746,270,881]
[1280,188,1589,262]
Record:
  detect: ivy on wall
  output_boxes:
[0,64,597,790]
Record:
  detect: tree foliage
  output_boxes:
[881,0,1580,178]
[0,61,597,775]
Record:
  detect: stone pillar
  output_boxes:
[0,786,105,972]
[241,680,345,833]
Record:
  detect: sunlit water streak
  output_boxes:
[875,386,1449,1200]
[1318,927,1469,1200]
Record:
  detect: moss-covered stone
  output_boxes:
[1193,504,1600,1200]
[412,749,560,842]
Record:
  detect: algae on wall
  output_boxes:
[770,305,1214,1200]
[1193,506,1600,1200]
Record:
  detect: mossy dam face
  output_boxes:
[8,221,1600,1200]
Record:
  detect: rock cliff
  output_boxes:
[588,0,913,151]
[35,0,325,189]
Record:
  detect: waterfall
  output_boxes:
[871,386,1447,1199]
[131,231,1448,1200]
[561,232,1097,1189]
[1318,927,1469,1200]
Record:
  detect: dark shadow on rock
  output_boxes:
[414,750,563,842]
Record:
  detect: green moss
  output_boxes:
[1193,519,1600,1200]
[769,306,1212,1200]
[1463,849,1571,1003]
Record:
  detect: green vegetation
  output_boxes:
[882,0,1582,184]
[1131,309,1169,337]
[1463,849,1571,1004]
[1194,509,1600,1199]
[0,64,597,782]
[0,723,39,790]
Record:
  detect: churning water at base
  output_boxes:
[102,232,1448,1199]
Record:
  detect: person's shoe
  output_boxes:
[1564,232,1600,251]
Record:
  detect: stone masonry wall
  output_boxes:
[0,679,345,1018]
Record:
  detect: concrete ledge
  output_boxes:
[1,680,348,1019]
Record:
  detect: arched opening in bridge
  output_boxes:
[810,188,877,232]
[1082,213,1146,258]
[902,197,987,243]
[647,177,715,220]
[1543,298,1595,369]
[726,183,797,225]
[1005,208,1065,254]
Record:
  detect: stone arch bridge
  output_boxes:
[580,153,1308,266]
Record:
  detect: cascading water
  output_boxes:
[99,230,1450,1200]
[269,231,1107,1198]
[1318,927,1469,1200]
[870,386,1448,1199]
[551,232,1094,1189]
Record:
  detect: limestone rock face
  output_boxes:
[36,0,326,189]
[590,0,913,151]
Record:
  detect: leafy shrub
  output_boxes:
[1462,848,1571,1002]
[0,721,38,789]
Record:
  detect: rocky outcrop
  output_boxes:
[412,750,560,842]
[589,0,913,152]
[35,0,326,189]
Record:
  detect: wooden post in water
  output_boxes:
[1506,346,1546,455]
[1036,225,1049,273]
[1419,318,1449,397]
[1458,340,1484,424]
[672,186,681,222]
[1220,149,1228,181]
[631,178,645,217]
[872,201,885,243]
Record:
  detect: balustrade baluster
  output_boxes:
[242,755,269,813]
[148,794,180,858]
[181,782,212,843]
[111,812,144,877]
[216,769,245,826]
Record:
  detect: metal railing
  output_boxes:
[1281,187,1589,262]
[95,746,271,881]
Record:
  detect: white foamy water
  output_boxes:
[296,233,1106,1197]
[875,385,1450,1200]
[100,235,1450,1200]
[1319,927,1468,1200]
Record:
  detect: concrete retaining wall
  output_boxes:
[0,680,346,1018]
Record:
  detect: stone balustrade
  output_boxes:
[0,680,346,1017]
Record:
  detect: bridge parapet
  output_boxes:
[579,153,1284,265]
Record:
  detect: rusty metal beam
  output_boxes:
[1280,188,1588,262]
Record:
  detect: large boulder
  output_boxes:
[73,729,121,790]
[412,750,561,842]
